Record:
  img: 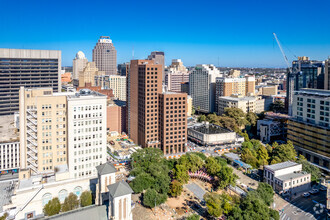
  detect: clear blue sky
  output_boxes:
[1,0,329,67]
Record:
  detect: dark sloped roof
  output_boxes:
[107,181,133,198]
[43,205,107,220]
[96,162,116,175]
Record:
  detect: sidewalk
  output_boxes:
[0,173,18,182]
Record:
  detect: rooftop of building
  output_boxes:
[0,115,19,143]
[107,180,133,198]
[295,89,330,98]
[219,95,259,102]
[264,161,299,172]
[67,89,106,99]
[276,171,309,182]
[107,99,126,107]
[189,123,232,135]
[41,205,107,220]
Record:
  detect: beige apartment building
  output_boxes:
[95,75,126,101]
[215,76,255,111]
[218,95,265,115]
[19,87,67,174]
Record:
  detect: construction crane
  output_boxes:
[272,33,299,116]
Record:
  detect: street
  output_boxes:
[280,190,327,220]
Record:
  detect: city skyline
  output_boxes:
[1,0,329,68]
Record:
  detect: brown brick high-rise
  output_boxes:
[159,92,187,154]
[127,60,187,154]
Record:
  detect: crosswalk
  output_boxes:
[279,210,321,220]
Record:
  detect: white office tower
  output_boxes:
[189,64,222,113]
[67,89,107,179]
[72,51,88,80]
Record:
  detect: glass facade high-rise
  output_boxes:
[92,36,117,75]
[0,49,61,115]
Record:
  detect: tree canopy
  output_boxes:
[80,191,92,207]
[43,197,61,216]
[61,193,79,212]
[143,189,167,208]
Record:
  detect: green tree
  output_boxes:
[172,164,189,184]
[205,157,222,176]
[43,197,61,216]
[224,107,249,127]
[217,166,238,189]
[187,154,204,172]
[204,192,223,217]
[218,116,239,131]
[131,148,164,171]
[246,112,258,126]
[256,145,269,167]
[169,180,183,197]
[297,155,321,182]
[143,189,167,208]
[187,214,200,220]
[0,213,8,220]
[129,172,154,193]
[61,193,79,212]
[256,182,274,206]
[271,141,297,163]
[270,100,285,113]
[241,148,258,168]
[198,115,207,122]
[190,152,207,161]
[80,191,92,207]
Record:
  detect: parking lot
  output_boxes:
[281,189,327,220]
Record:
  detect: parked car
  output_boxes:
[303,192,310,197]
[309,189,319,194]
[320,186,327,191]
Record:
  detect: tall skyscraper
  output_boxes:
[19,87,107,177]
[127,60,187,154]
[148,51,165,83]
[72,51,88,80]
[127,60,162,148]
[189,64,222,113]
[325,58,330,90]
[286,57,324,115]
[165,59,190,93]
[287,89,330,172]
[0,49,61,115]
[93,36,117,75]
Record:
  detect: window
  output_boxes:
[58,189,68,203]
[42,193,52,206]
[74,186,83,197]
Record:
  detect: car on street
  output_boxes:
[320,186,327,191]
[303,192,310,197]
[309,189,319,194]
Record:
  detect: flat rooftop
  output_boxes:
[276,171,309,182]
[0,115,19,143]
[265,161,299,171]
[189,123,231,134]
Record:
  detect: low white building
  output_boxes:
[187,122,244,146]
[0,142,19,173]
[264,161,311,194]
[3,166,91,220]
[218,95,265,115]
